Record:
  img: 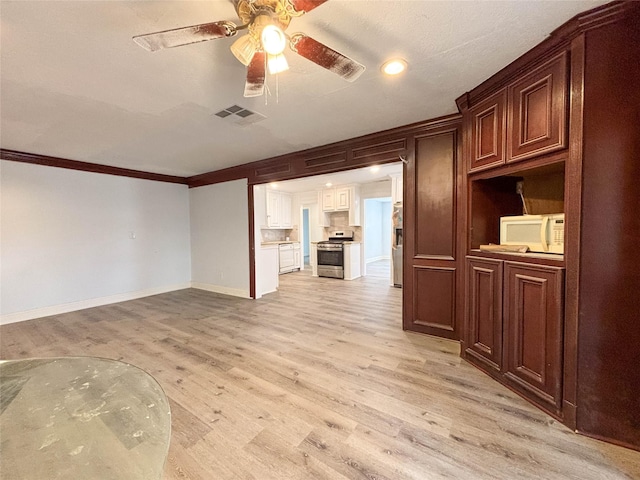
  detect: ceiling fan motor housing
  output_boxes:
[235,0,293,30]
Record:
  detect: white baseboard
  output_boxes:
[0,283,191,325]
[190,282,251,299]
[366,255,390,264]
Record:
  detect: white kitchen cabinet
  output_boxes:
[265,190,292,229]
[335,187,350,211]
[258,245,279,296]
[266,190,281,227]
[294,243,301,269]
[390,174,403,204]
[310,243,318,276]
[322,189,336,211]
[344,243,361,280]
[318,185,361,226]
[280,194,292,228]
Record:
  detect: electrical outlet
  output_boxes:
[516,181,524,195]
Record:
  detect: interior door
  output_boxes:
[403,120,463,340]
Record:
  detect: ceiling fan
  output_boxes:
[133,0,365,97]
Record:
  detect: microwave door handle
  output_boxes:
[540,216,549,252]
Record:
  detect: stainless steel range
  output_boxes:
[317,230,354,279]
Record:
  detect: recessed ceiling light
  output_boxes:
[381,58,407,76]
[370,165,381,173]
[325,182,332,187]
[269,182,278,189]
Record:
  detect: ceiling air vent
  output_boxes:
[214,104,266,126]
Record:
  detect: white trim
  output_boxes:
[190,282,251,299]
[366,255,391,264]
[0,283,191,325]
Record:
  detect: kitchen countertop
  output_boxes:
[261,241,299,246]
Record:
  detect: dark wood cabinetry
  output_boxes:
[465,257,503,372]
[403,120,463,340]
[458,2,640,450]
[503,262,564,414]
[507,52,568,163]
[465,257,565,416]
[468,90,506,172]
[466,52,568,174]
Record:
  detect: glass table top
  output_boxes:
[0,357,171,479]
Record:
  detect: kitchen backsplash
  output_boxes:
[324,211,362,241]
[261,228,297,242]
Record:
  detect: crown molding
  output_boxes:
[0,149,188,185]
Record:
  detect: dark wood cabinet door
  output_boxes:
[403,120,462,340]
[465,257,503,373]
[468,89,507,173]
[503,262,564,413]
[507,52,568,163]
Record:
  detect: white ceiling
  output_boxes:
[0,0,608,177]
[269,161,403,193]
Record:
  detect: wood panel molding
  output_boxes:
[0,149,188,184]
[410,265,456,332]
[186,114,461,189]
[303,150,348,169]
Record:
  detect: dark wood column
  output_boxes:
[403,117,463,340]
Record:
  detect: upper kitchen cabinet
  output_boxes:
[265,190,292,229]
[319,185,361,226]
[468,89,507,173]
[390,173,403,204]
[463,51,568,174]
[322,186,352,212]
[507,52,568,163]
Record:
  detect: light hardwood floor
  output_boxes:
[365,259,391,279]
[1,271,639,479]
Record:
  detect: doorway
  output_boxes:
[302,208,310,267]
[363,197,392,282]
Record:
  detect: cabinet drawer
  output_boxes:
[507,52,568,162]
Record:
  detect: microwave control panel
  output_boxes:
[552,219,564,245]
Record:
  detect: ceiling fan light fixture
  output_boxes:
[381,58,407,76]
[230,34,259,66]
[261,24,287,55]
[267,53,289,74]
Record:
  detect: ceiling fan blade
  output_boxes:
[287,0,329,14]
[133,21,237,52]
[289,33,365,82]
[244,52,266,97]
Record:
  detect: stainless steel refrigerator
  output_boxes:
[392,202,403,287]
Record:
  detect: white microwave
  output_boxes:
[500,214,565,254]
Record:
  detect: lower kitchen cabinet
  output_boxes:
[503,262,564,413]
[294,243,301,270]
[464,256,565,416]
[465,257,503,373]
[344,243,361,280]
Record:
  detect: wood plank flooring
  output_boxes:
[1,271,639,479]
[365,259,391,279]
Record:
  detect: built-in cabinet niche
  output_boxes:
[469,162,565,250]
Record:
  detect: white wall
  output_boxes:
[293,190,324,243]
[364,199,392,262]
[190,179,250,298]
[0,161,191,324]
